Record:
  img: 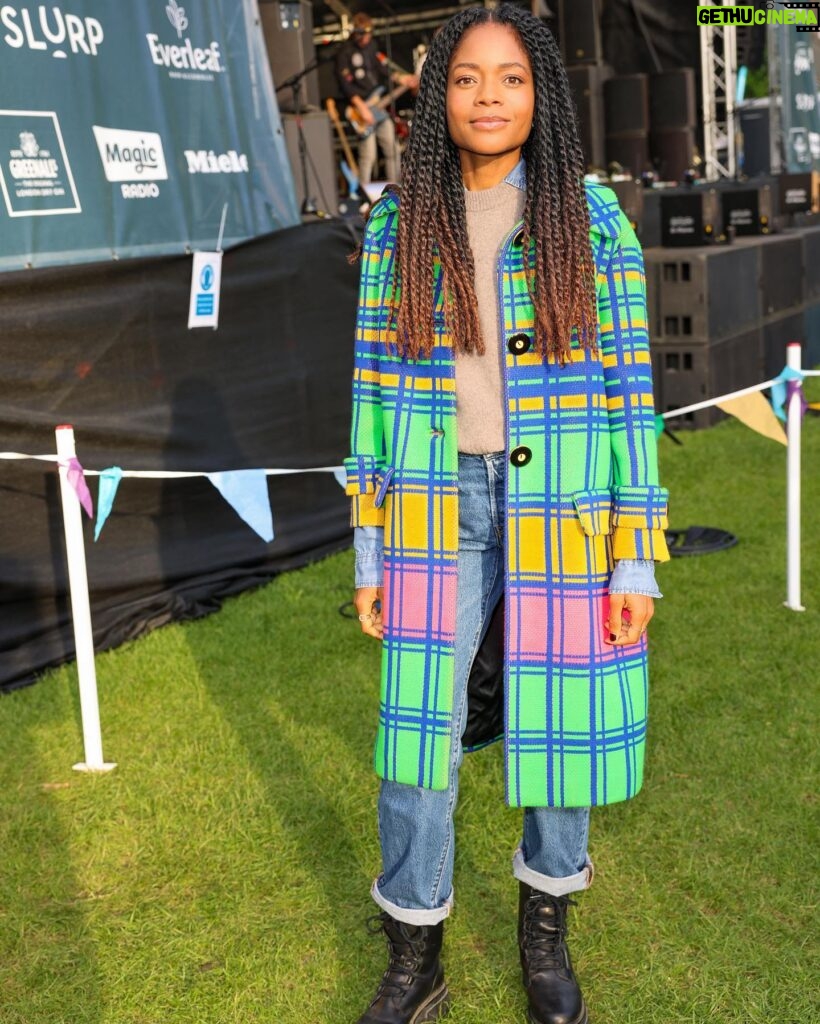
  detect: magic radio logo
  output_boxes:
[697,3,820,30]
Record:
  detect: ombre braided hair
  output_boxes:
[387,3,597,362]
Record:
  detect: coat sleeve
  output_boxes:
[599,211,670,562]
[343,200,396,528]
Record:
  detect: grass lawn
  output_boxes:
[1,406,818,1024]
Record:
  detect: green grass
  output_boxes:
[1,405,819,1024]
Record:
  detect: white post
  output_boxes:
[55,425,116,772]
[784,345,805,612]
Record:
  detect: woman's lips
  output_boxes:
[470,118,510,130]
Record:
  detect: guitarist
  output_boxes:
[335,12,418,186]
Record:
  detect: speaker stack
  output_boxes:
[603,74,650,176]
[645,245,764,428]
[558,0,608,172]
[649,68,697,182]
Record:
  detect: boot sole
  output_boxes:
[527,1004,588,1024]
[411,981,450,1023]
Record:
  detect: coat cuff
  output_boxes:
[611,485,670,562]
[344,455,394,528]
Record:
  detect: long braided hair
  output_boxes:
[389,3,597,362]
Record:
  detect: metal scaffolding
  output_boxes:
[700,0,739,180]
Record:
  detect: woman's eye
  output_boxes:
[455,76,475,86]
[505,75,524,85]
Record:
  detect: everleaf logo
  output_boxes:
[166,0,187,39]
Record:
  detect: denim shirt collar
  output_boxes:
[504,158,526,192]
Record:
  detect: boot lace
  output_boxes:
[522,893,576,973]
[366,913,429,999]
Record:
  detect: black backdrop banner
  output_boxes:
[0,217,362,691]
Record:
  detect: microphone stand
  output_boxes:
[276,57,331,218]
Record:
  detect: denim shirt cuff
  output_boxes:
[609,558,663,598]
[354,525,384,589]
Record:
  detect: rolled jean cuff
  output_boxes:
[371,877,453,926]
[512,847,595,897]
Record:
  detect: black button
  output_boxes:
[512,229,525,246]
[507,333,531,355]
[510,446,532,467]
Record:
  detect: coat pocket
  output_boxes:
[571,488,613,536]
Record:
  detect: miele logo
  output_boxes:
[0,5,104,58]
[92,126,168,182]
[184,149,249,174]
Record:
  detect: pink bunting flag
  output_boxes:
[64,457,94,518]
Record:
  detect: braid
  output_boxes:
[387,3,598,361]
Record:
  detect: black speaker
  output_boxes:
[649,69,697,130]
[650,127,696,182]
[605,132,651,177]
[759,234,804,315]
[558,0,602,66]
[719,183,775,237]
[259,0,320,112]
[737,100,771,177]
[604,75,649,135]
[763,310,805,379]
[567,65,607,170]
[645,244,762,342]
[281,111,339,216]
[659,188,723,247]
[802,224,820,301]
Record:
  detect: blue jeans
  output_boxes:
[372,452,593,926]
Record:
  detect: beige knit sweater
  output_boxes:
[457,176,527,453]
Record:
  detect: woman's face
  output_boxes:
[445,22,535,163]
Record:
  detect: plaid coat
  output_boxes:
[345,182,670,808]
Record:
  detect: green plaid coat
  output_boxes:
[345,182,670,808]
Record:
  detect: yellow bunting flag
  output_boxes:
[716,392,788,445]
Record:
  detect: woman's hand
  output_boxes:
[355,586,384,640]
[605,593,654,646]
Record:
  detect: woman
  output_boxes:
[343,6,669,1023]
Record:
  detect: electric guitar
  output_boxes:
[325,97,364,200]
[345,83,411,139]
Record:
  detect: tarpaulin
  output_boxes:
[0,216,363,690]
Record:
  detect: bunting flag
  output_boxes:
[63,457,94,518]
[786,380,809,422]
[333,467,347,490]
[94,467,123,541]
[717,391,788,446]
[206,470,274,542]
[771,366,805,421]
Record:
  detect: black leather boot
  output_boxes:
[357,912,450,1024]
[518,882,588,1024]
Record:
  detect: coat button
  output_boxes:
[510,446,532,467]
[507,333,531,355]
[512,229,525,246]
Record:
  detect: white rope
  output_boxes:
[660,377,783,420]
[0,453,344,478]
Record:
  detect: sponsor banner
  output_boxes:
[0,0,299,269]
[773,4,820,171]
